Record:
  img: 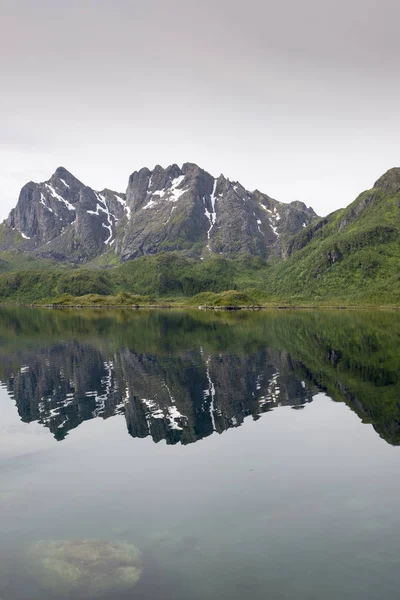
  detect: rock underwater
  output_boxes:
[25,539,143,598]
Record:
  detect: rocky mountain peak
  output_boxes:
[3,162,319,264]
[50,166,84,190]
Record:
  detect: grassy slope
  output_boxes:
[266,177,400,304]
[0,254,271,304]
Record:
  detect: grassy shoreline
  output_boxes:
[10,300,400,311]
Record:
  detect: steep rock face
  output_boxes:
[6,167,83,244]
[117,163,213,260]
[38,186,128,262]
[5,167,127,263]
[3,163,318,263]
[118,162,318,261]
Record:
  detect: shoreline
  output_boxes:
[9,302,400,311]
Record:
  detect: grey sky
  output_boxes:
[1,0,399,220]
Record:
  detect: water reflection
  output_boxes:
[0,307,399,445]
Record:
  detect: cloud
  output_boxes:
[1,0,399,219]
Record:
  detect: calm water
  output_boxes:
[1,307,400,599]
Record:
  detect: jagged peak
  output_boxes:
[253,189,276,203]
[53,166,72,178]
[100,188,126,199]
[48,166,85,190]
[182,161,202,172]
[290,200,316,215]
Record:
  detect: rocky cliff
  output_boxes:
[2,163,317,264]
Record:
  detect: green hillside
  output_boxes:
[267,167,400,304]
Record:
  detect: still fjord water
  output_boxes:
[0,308,400,599]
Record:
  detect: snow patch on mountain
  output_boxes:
[45,184,75,211]
[114,194,131,220]
[205,179,218,247]
[40,193,54,214]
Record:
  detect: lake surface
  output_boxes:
[1,307,400,599]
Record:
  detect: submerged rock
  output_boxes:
[26,539,143,598]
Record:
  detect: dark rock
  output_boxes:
[3,163,319,264]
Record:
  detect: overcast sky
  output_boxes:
[1,0,399,219]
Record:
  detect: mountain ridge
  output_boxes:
[0,164,399,305]
[1,162,318,264]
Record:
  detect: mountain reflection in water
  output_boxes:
[0,307,399,446]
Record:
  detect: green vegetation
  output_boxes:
[50,292,154,306]
[0,243,399,306]
[0,254,273,305]
[268,176,400,305]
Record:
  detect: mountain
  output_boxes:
[1,163,317,264]
[4,166,128,263]
[266,167,400,303]
[0,164,399,305]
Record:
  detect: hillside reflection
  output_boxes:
[0,308,399,445]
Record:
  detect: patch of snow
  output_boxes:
[20,366,30,373]
[114,194,131,220]
[142,175,187,212]
[59,178,70,188]
[87,204,106,217]
[168,175,186,202]
[165,205,176,224]
[89,192,114,244]
[40,193,54,214]
[45,183,75,211]
[152,189,166,198]
[302,222,306,228]
[270,222,279,236]
[21,232,30,239]
[260,204,272,214]
[205,180,218,241]
[260,204,280,237]
[142,199,158,210]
